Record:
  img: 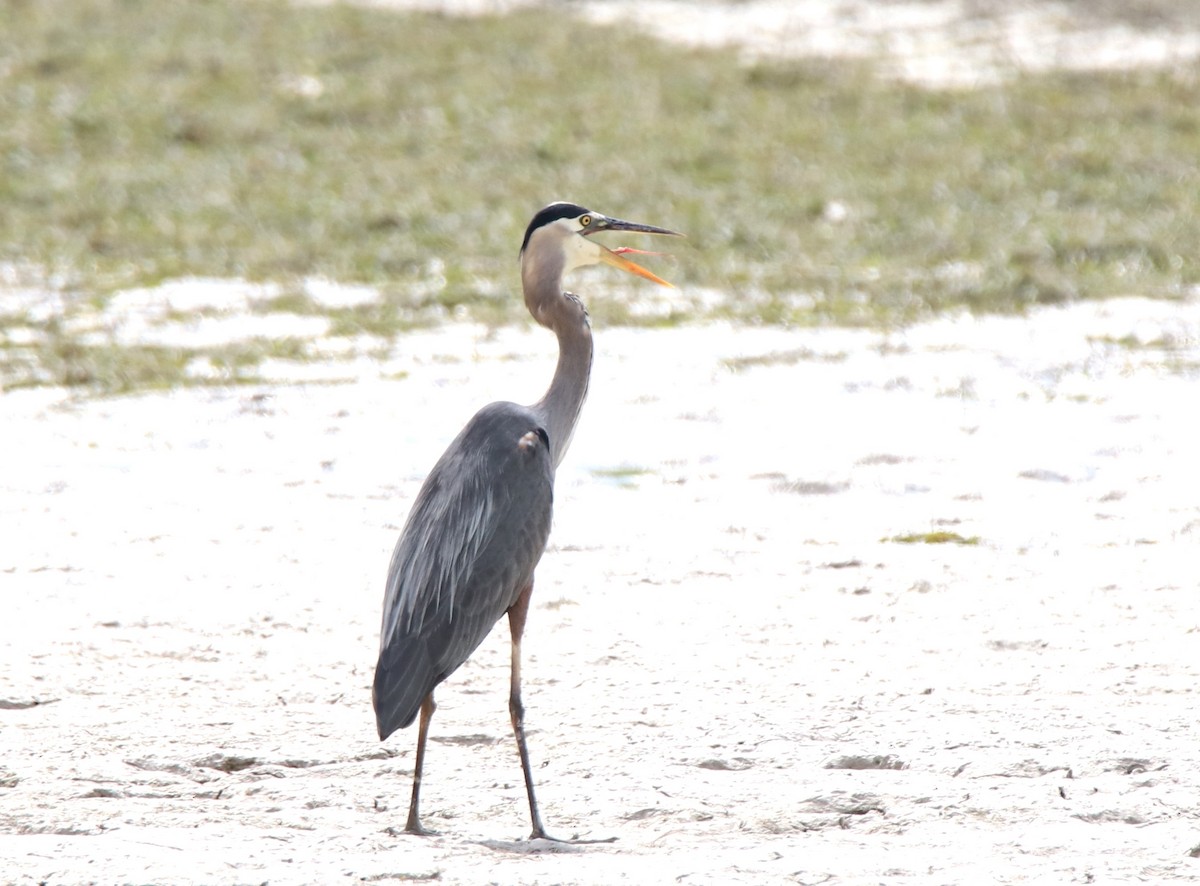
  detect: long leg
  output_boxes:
[507,583,549,840]
[507,583,615,844]
[405,692,437,835]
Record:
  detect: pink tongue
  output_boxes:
[611,246,671,257]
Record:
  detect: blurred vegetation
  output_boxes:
[1,0,1198,391]
[885,532,982,546]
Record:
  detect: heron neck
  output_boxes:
[528,285,593,469]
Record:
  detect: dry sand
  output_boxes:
[2,289,1199,884]
[4,2,1200,882]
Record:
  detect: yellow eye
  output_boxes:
[579,215,592,228]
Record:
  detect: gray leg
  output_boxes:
[507,584,550,839]
[507,584,615,844]
[405,692,438,836]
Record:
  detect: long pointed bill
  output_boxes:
[587,217,684,288]
[598,244,675,288]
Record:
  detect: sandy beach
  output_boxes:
[2,290,1198,883]
[3,1,1200,881]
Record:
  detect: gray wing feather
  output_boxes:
[372,402,554,740]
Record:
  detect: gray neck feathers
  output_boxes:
[522,257,593,468]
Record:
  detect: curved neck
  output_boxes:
[523,263,593,468]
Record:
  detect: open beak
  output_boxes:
[585,216,684,288]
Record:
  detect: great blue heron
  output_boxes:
[372,202,682,840]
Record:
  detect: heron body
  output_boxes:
[373,402,553,739]
[372,202,681,840]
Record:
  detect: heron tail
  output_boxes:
[372,645,435,741]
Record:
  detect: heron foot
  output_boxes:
[404,819,440,837]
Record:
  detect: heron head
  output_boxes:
[519,202,683,288]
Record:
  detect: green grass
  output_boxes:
[1088,332,1193,351]
[5,327,196,392]
[2,0,1199,391]
[885,531,982,546]
[1087,331,1200,373]
[590,465,655,488]
[722,347,848,371]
